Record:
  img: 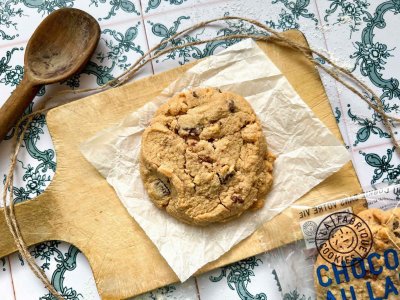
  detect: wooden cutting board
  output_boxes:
[0,30,364,299]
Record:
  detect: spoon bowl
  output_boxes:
[0,8,100,141]
[26,8,100,84]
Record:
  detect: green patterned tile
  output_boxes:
[142,0,200,15]
[197,255,281,300]
[10,242,100,299]
[0,258,14,300]
[354,143,400,188]
[76,0,142,23]
[131,278,198,300]
[315,0,400,152]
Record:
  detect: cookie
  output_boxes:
[140,87,274,226]
[314,208,400,299]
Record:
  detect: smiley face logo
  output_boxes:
[315,212,373,266]
[329,226,358,253]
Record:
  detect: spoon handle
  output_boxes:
[0,76,40,142]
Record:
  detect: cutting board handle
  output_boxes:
[0,190,57,257]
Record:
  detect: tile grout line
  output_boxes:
[313,0,355,157]
[138,0,155,75]
[352,140,399,153]
[141,0,225,21]
[0,40,25,51]
[312,0,371,190]
[7,257,17,300]
[96,15,143,29]
[0,16,143,51]
[349,152,368,190]
[194,277,202,300]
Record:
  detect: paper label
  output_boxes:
[299,208,352,249]
[365,185,400,210]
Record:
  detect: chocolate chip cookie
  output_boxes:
[314,208,400,299]
[140,87,275,226]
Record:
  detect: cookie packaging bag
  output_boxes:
[265,184,400,300]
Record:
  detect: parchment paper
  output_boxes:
[80,39,350,281]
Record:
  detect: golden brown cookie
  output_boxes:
[314,208,400,299]
[140,87,274,226]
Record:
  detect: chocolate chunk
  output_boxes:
[175,124,180,134]
[231,194,244,204]
[393,220,399,230]
[228,100,235,113]
[198,155,213,163]
[182,126,203,137]
[217,170,235,184]
[192,91,198,98]
[190,127,202,136]
[153,179,170,197]
[218,88,222,93]
[394,232,400,238]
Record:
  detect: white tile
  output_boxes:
[132,277,199,300]
[0,111,56,209]
[0,258,15,300]
[10,242,100,300]
[352,143,400,190]
[141,0,214,16]
[0,2,48,48]
[197,255,281,300]
[315,70,352,148]
[75,0,142,25]
[0,45,25,107]
[265,241,316,299]
[143,7,225,74]
[338,86,395,150]
[10,251,51,300]
[314,0,400,149]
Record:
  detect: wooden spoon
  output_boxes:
[0,8,100,142]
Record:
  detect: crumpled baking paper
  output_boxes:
[80,39,350,282]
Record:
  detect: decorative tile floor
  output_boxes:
[1,0,400,299]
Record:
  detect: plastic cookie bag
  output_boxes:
[263,184,400,300]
